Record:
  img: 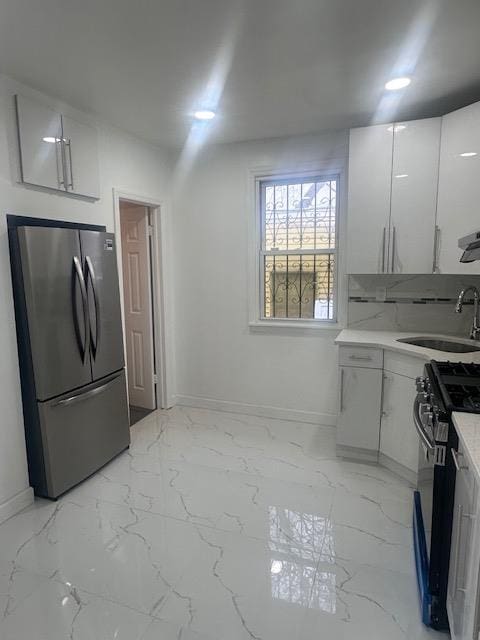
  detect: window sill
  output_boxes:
[249,320,343,334]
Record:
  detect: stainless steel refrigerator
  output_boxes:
[9,218,130,499]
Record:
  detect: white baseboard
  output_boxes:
[174,394,337,426]
[336,444,379,464]
[0,487,34,525]
[378,453,417,486]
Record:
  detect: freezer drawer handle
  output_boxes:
[54,372,122,407]
[72,256,89,363]
[85,256,100,358]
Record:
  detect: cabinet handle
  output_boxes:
[56,138,66,188]
[65,138,74,190]
[340,368,345,413]
[453,503,463,593]
[381,227,386,273]
[349,355,372,361]
[451,448,468,472]
[391,226,396,272]
[432,225,440,273]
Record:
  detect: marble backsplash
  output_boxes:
[348,274,480,335]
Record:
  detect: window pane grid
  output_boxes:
[261,176,337,321]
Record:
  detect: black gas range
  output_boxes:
[413,360,480,630]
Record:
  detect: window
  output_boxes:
[259,174,338,322]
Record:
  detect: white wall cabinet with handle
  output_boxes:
[346,124,392,274]
[390,118,441,274]
[447,442,478,640]
[436,101,480,274]
[15,95,65,192]
[347,117,441,274]
[15,94,100,200]
[336,346,383,461]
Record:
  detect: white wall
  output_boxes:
[172,131,348,424]
[0,73,172,521]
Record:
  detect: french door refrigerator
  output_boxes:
[9,221,130,499]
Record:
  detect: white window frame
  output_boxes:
[248,163,345,332]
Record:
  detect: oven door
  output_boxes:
[413,393,437,625]
[414,444,436,625]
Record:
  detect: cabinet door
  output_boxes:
[447,460,476,640]
[390,118,441,274]
[380,372,419,472]
[347,124,393,274]
[15,94,65,191]
[337,366,382,452]
[436,102,480,274]
[62,115,100,199]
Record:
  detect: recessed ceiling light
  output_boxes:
[385,77,411,91]
[460,151,477,157]
[271,560,283,575]
[194,110,216,121]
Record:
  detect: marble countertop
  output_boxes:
[335,329,480,363]
[453,412,480,480]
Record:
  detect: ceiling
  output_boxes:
[1,0,480,148]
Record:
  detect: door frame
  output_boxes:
[113,188,172,409]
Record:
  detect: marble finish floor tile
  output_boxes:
[0,406,445,639]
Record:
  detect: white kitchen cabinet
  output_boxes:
[15,94,65,191]
[379,370,419,474]
[390,118,441,274]
[336,364,383,460]
[447,443,478,640]
[15,94,100,199]
[347,117,441,274]
[62,115,100,199]
[347,124,393,274]
[436,101,480,274]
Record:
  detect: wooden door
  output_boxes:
[120,204,156,410]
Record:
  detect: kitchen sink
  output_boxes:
[396,336,480,353]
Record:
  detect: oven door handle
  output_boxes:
[413,397,436,452]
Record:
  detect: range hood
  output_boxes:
[459,231,480,263]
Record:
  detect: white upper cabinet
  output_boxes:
[15,95,65,192]
[390,118,441,274]
[436,102,480,274]
[347,117,441,274]
[15,94,100,200]
[347,124,393,274]
[62,115,100,199]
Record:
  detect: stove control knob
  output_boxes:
[420,403,432,415]
[416,377,426,392]
[422,412,434,428]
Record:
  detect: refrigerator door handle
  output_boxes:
[53,371,123,407]
[72,256,89,363]
[85,256,100,358]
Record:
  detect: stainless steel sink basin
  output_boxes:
[397,336,480,353]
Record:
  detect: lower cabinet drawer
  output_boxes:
[339,345,383,369]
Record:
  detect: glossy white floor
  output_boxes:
[0,407,445,639]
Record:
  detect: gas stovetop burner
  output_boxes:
[445,384,480,412]
[434,361,480,378]
[431,360,480,413]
